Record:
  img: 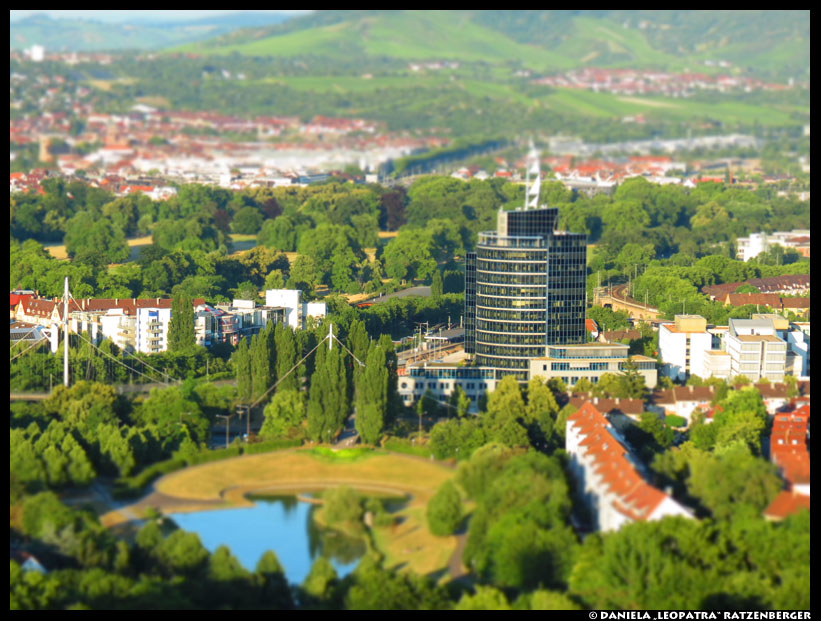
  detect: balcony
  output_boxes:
[478,232,546,249]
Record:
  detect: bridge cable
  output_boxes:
[75,332,175,386]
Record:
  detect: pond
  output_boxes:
[169,495,366,585]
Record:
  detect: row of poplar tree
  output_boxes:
[232,320,398,445]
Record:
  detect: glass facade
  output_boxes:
[466,207,588,380]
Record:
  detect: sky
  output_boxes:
[9,10,312,23]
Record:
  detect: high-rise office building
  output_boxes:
[465,144,588,380]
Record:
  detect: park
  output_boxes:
[101,447,464,578]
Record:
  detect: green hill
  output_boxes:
[9,12,295,52]
[168,10,809,78]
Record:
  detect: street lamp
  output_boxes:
[216,413,234,449]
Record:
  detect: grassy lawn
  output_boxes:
[120,448,458,576]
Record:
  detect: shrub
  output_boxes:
[427,480,463,536]
[323,486,363,526]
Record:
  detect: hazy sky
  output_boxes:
[10,10,312,23]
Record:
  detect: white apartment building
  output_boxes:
[264,289,327,330]
[658,315,714,381]
[566,401,693,532]
[786,323,810,378]
[529,343,657,389]
[725,317,788,382]
[736,229,811,262]
[136,307,171,354]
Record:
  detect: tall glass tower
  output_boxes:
[465,144,587,380]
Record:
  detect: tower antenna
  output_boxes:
[525,138,541,210]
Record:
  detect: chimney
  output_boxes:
[689,385,694,393]
[156,298,160,304]
[115,298,118,305]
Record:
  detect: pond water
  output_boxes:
[170,496,365,585]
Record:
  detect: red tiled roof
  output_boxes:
[19,296,206,319]
[10,293,34,308]
[770,405,810,486]
[755,383,790,400]
[782,297,810,309]
[725,293,783,307]
[569,394,644,416]
[672,385,716,402]
[568,402,670,521]
[764,491,810,520]
[601,329,641,342]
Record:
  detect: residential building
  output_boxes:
[736,230,811,261]
[136,307,170,354]
[725,317,788,382]
[649,385,719,426]
[566,402,693,532]
[529,343,657,389]
[465,145,587,380]
[658,315,713,381]
[214,299,286,341]
[703,275,810,300]
[787,322,810,377]
[565,393,645,427]
[13,295,205,354]
[264,289,326,330]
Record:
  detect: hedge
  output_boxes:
[382,437,433,458]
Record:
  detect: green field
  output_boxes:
[172,11,575,70]
[541,87,806,126]
[256,74,448,93]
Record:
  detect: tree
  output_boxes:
[427,480,463,536]
[431,269,443,299]
[234,337,252,401]
[569,518,717,610]
[355,342,389,445]
[168,293,196,352]
[526,377,560,448]
[307,346,349,443]
[274,323,298,393]
[455,586,512,610]
[686,442,782,520]
[231,206,264,234]
[260,389,305,440]
[134,386,209,444]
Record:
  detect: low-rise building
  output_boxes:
[529,343,657,389]
[700,350,731,380]
[397,363,498,411]
[264,289,326,330]
[736,230,811,262]
[566,402,693,532]
[649,385,718,425]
